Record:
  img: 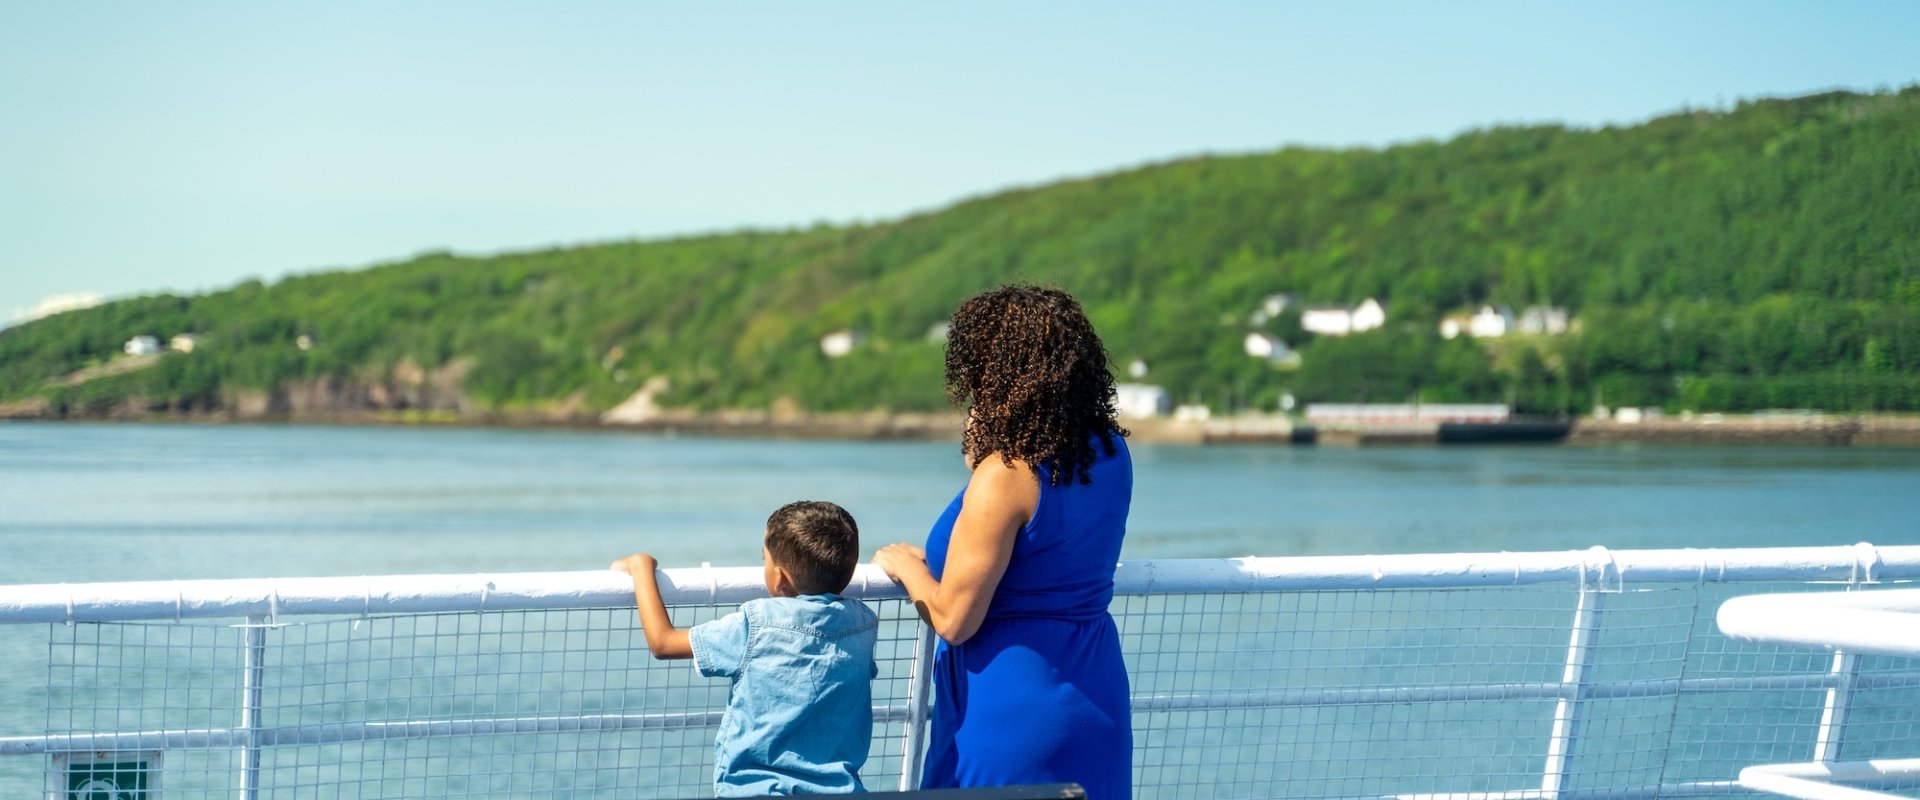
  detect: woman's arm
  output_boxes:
[874,456,1038,645]
[610,552,694,659]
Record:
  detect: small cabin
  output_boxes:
[1243,332,1287,361]
[123,336,160,357]
[1301,298,1386,337]
[1350,298,1387,332]
[1114,383,1172,420]
[1469,305,1514,338]
[819,330,865,358]
[1301,308,1353,336]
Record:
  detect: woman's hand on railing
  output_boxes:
[873,544,926,582]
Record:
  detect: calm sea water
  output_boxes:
[2,422,1918,793]
[2,422,1917,586]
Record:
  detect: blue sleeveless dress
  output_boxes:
[921,435,1133,800]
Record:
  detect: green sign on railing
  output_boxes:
[60,754,157,800]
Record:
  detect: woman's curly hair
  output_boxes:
[945,285,1127,486]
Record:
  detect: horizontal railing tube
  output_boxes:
[12,668,1918,756]
[2,545,1917,625]
[1368,781,1751,800]
[1718,587,1920,659]
[0,703,922,756]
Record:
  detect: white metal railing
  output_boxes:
[5,544,1911,624]
[0,544,1916,800]
[1720,589,1920,661]
[1718,587,1920,800]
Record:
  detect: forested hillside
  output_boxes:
[5,88,1919,419]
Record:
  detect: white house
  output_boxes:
[819,330,865,358]
[1301,307,1354,336]
[1518,306,1570,335]
[1301,298,1386,336]
[169,334,202,353]
[1349,298,1387,332]
[1126,358,1150,379]
[1439,314,1472,340]
[1469,305,1515,338]
[123,336,160,356]
[1243,332,1289,361]
[1114,383,1171,419]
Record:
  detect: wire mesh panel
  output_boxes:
[44,599,927,800]
[47,619,242,798]
[1119,586,1588,800]
[1115,581,1920,800]
[254,607,713,799]
[1557,584,1709,795]
[1666,582,1841,789]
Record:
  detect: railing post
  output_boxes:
[898,624,937,791]
[237,616,267,800]
[1812,651,1858,762]
[1542,551,1614,798]
[1813,548,1875,763]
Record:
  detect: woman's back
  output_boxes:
[922,433,1134,799]
[984,435,1131,620]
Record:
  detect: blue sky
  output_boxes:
[3,1,1917,321]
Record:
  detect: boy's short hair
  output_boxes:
[765,501,860,595]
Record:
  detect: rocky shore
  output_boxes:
[1567,415,1920,446]
[5,384,1918,446]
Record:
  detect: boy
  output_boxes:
[611,500,879,797]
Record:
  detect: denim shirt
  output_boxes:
[689,594,880,797]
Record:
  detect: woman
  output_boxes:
[874,285,1133,799]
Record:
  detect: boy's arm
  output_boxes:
[610,553,694,659]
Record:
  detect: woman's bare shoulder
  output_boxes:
[969,451,1035,478]
[967,453,1040,505]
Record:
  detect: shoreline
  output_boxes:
[6,402,1920,446]
[1564,415,1920,446]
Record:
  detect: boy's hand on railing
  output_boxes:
[609,553,659,575]
[608,551,692,659]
